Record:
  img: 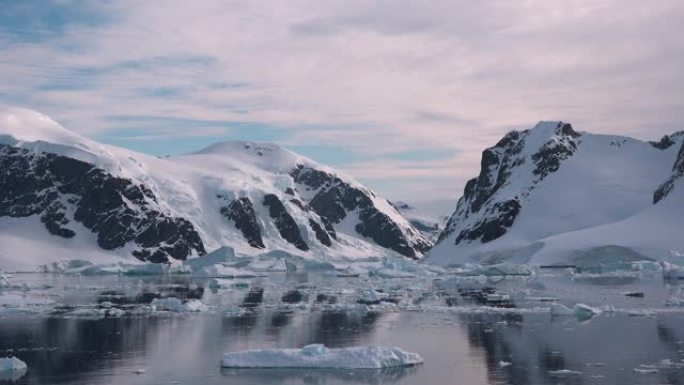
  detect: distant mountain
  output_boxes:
[427,121,684,266]
[0,107,431,270]
[390,201,445,241]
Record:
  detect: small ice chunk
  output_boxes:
[462,263,534,276]
[357,290,389,305]
[550,303,574,316]
[223,306,247,317]
[573,304,601,321]
[0,275,10,289]
[151,297,185,312]
[633,367,658,374]
[499,361,512,368]
[221,345,423,369]
[548,369,582,377]
[0,356,28,381]
[550,303,600,321]
[152,297,206,313]
[184,299,208,312]
[369,268,416,279]
[301,344,330,356]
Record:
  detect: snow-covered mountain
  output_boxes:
[427,121,684,267]
[0,107,431,270]
[390,201,444,241]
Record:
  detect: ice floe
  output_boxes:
[0,356,28,381]
[220,344,423,369]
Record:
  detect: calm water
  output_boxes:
[1,271,684,385]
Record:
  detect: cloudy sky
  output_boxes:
[2,0,683,215]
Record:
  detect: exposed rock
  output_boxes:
[532,123,579,178]
[454,199,521,244]
[439,122,580,246]
[308,219,332,247]
[0,144,205,262]
[654,140,684,203]
[220,197,265,249]
[290,165,430,258]
[262,194,309,251]
[650,135,676,150]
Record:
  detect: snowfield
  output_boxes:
[221,344,424,369]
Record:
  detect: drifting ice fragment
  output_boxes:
[151,297,207,312]
[0,356,28,381]
[548,369,582,377]
[550,303,600,321]
[573,304,601,321]
[220,344,423,369]
[0,275,9,288]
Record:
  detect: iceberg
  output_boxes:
[220,344,423,369]
[0,356,28,381]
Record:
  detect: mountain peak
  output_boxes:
[0,106,84,146]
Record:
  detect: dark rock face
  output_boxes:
[654,140,684,203]
[454,199,521,244]
[439,122,580,246]
[262,194,309,251]
[290,165,431,258]
[220,197,265,248]
[0,144,205,263]
[650,135,676,150]
[308,219,332,247]
[531,123,579,179]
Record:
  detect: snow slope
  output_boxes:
[0,107,430,271]
[427,121,684,266]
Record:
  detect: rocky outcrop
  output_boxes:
[650,135,676,150]
[439,121,580,246]
[290,165,431,258]
[0,144,205,263]
[262,194,309,251]
[308,219,332,247]
[220,197,265,248]
[654,140,684,203]
[453,199,521,244]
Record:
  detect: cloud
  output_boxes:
[1,0,684,213]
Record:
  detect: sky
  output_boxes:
[1,0,684,216]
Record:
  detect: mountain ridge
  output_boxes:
[0,107,431,270]
[427,120,684,266]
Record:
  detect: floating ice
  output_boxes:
[0,275,9,288]
[357,290,389,305]
[369,268,416,279]
[548,369,582,377]
[151,297,207,313]
[220,344,423,369]
[498,361,512,368]
[573,304,601,321]
[183,247,270,277]
[0,356,28,381]
[461,263,534,277]
[550,303,601,321]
